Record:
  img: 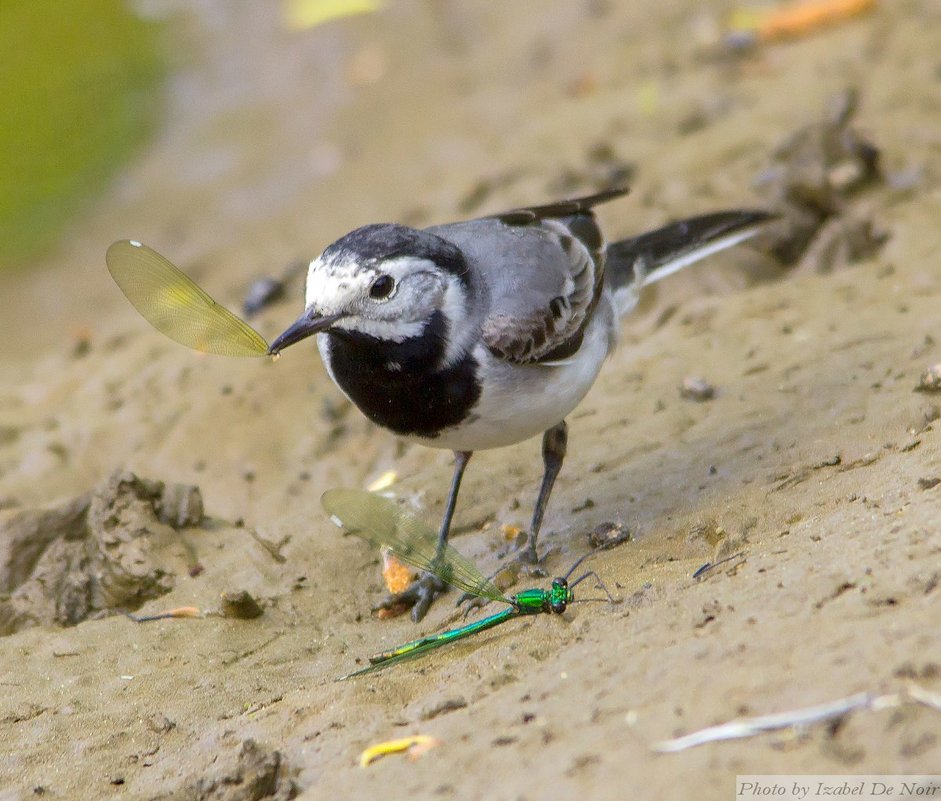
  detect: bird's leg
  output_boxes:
[411,450,474,621]
[457,422,569,614]
[436,451,473,562]
[522,420,568,565]
[378,451,473,622]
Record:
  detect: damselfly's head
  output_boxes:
[548,577,572,614]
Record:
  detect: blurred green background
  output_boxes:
[0,0,163,270]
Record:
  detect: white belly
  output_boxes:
[416,308,614,451]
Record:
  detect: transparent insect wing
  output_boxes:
[106,240,269,357]
[321,488,508,603]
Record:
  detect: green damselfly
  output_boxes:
[323,488,614,680]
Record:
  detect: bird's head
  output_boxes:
[268,223,469,356]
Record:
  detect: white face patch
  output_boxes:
[304,253,453,345]
[305,255,368,313]
[332,316,426,342]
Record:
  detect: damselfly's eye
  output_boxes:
[369,275,395,299]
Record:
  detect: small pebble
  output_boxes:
[588,522,631,550]
[220,590,264,619]
[680,376,716,402]
[915,364,941,394]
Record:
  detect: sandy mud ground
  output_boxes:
[2,2,940,799]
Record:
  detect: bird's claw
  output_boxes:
[514,534,549,577]
[517,535,542,566]
[457,593,492,619]
[374,572,448,623]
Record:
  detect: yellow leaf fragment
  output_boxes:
[359,735,440,768]
[366,470,397,492]
[283,0,382,31]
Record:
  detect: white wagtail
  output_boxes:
[268,188,774,620]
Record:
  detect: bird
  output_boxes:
[268,187,774,621]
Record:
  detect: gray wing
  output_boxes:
[429,189,626,364]
[484,187,628,226]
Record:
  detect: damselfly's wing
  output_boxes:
[322,488,507,603]
[106,240,269,357]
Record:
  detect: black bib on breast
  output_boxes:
[324,311,481,438]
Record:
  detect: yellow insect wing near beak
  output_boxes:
[106,240,269,357]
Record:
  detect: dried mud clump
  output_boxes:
[0,470,204,635]
[755,87,887,271]
[165,739,298,801]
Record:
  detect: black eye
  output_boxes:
[369,275,395,299]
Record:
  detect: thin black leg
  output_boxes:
[522,420,568,564]
[410,450,473,622]
[436,451,473,556]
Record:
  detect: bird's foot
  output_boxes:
[501,527,549,574]
[516,534,544,570]
[374,572,448,623]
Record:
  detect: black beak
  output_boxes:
[268,310,342,356]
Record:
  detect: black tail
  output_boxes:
[605,210,776,295]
